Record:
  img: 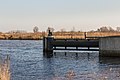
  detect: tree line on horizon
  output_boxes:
[1,26,120,34]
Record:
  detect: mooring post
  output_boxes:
[43,37,46,55]
[43,29,54,58]
[84,32,87,39]
[43,36,54,58]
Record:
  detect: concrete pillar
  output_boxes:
[43,36,54,58]
[99,36,120,57]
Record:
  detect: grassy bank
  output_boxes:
[0,32,120,40]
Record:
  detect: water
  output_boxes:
[0,40,120,80]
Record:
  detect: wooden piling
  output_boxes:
[84,32,87,39]
[43,37,46,54]
[43,36,54,58]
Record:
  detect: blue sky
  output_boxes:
[0,0,120,32]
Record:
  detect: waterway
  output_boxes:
[0,40,120,80]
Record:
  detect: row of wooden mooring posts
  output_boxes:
[43,36,99,58]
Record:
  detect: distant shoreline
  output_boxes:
[0,38,42,40]
[0,31,120,40]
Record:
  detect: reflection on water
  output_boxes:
[99,57,120,80]
[100,57,120,65]
[0,40,120,80]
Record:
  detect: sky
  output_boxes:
[0,0,120,32]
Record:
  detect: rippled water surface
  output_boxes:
[0,40,120,80]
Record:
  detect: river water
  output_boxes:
[0,40,120,80]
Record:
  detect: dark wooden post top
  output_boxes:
[48,30,52,36]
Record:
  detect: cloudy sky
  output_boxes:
[0,0,120,32]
